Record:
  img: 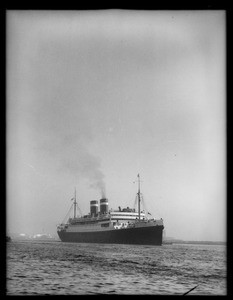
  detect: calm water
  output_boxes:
[6,240,226,295]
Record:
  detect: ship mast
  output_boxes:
[137,174,141,221]
[74,188,77,219]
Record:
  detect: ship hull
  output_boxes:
[57,225,163,245]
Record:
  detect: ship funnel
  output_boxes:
[90,200,98,217]
[100,198,109,214]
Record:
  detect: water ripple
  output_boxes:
[6,241,226,295]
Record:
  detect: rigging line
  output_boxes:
[183,285,199,296]
[140,194,148,215]
[134,193,147,213]
[62,204,73,224]
[134,193,148,214]
[76,203,82,216]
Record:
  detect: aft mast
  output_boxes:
[137,174,141,221]
[74,188,77,219]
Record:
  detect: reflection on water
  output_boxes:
[7,241,226,295]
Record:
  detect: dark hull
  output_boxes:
[57,225,163,245]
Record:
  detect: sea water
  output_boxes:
[6,240,226,295]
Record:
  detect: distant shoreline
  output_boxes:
[164,240,226,246]
[8,237,226,246]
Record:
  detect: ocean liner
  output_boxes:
[57,174,164,245]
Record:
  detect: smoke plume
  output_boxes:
[81,154,106,198]
[55,141,106,198]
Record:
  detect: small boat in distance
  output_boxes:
[57,174,164,245]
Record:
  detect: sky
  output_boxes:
[7,10,226,241]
